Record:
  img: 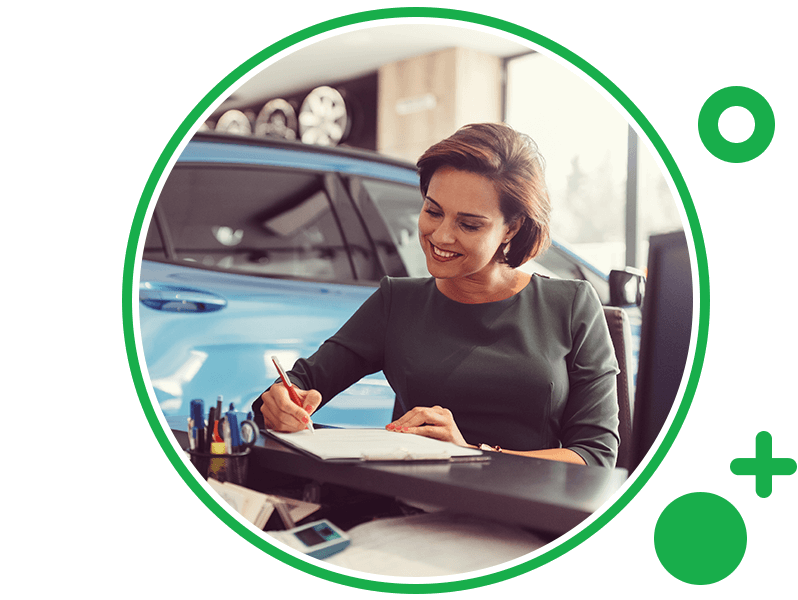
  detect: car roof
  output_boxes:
[181,132,420,186]
[181,132,607,280]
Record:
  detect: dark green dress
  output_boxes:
[257,275,620,467]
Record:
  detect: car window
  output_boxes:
[153,165,355,281]
[350,178,428,278]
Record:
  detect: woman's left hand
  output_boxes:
[386,406,469,447]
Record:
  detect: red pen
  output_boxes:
[271,356,314,433]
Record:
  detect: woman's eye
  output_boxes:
[422,207,479,231]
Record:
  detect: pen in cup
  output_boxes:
[189,399,205,452]
[271,356,314,433]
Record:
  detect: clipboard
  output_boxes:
[265,428,490,463]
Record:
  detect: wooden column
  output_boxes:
[377,48,503,163]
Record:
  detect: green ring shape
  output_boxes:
[698,86,775,162]
[122,7,710,593]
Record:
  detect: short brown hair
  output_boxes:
[416,123,551,267]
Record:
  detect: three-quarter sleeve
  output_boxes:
[251,277,392,426]
[560,281,621,467]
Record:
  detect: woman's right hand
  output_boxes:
[259,383,322,432]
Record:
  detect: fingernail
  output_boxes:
[305,404,313,412]
[386,423,394,430]
[302,416,309,424]
[402,427,409,432]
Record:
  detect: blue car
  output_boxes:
[139,132,639,427]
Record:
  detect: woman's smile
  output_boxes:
[429,242,463,261]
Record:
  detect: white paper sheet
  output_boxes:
[268,428,484,461]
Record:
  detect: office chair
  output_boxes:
[602,306,636,472]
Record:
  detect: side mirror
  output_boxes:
[609,268,646,307]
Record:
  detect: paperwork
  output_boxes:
[267,428,485,462]
[206,478,320,528]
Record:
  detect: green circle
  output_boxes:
[698,86,775,162]
[655,493,747,585]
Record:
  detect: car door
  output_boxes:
[140,154,396,426]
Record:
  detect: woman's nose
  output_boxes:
[431,220,456,244]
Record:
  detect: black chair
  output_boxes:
[602,306,636,472]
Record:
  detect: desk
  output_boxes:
[168,418,627,536]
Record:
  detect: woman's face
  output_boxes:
[418,166,519,282]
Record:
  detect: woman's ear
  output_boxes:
[505,216,524,242]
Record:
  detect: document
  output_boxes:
[267,428,485,462]
[206,478,320,528]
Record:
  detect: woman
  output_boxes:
[253,123,620,468]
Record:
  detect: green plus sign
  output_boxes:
[730,431,796,498]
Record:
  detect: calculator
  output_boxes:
[269,519,351,559]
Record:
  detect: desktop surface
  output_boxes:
[167,417,627,536]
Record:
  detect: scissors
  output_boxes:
[237,419,259,449]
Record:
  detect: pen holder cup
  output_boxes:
[188,448,251,485]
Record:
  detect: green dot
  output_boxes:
[654,492,747,585]
[698,86,775,162]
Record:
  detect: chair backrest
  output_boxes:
[602,306,636,472]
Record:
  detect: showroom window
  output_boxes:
[505,52,682,272]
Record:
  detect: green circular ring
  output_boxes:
[698,86,775,162]
[122,7,709,594]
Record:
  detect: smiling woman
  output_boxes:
[415,122,550,304]
[254,122,620,468]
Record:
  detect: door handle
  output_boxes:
[139,282,227,313]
